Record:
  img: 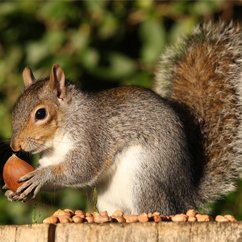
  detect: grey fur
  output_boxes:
[7,22,242,215]
[10,78,196,214]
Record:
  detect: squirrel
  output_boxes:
[4,22,242,215]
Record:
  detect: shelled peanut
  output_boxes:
[42,208,237,224]
[215,215,237,222]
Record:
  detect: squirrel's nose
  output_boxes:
[10,139,21,152]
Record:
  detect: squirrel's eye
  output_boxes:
[35,108,47,121]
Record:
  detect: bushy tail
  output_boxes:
[154,22,242,207]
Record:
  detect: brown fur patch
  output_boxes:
[12,100,59,152]
[172,41,237,163]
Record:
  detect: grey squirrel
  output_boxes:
[4,22,242,215]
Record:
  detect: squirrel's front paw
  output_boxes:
[4,189,16,202]
[15,169,46,200]
[3,185,27,202]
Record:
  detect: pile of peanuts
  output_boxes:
[43,209,237,224]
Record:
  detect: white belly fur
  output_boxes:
[39,131,74,167]
[96,145,145,215]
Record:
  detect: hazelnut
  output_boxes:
[3,154,34,192]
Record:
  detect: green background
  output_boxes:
[0,0,242,224]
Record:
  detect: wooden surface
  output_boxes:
[0,224,50,242]
[0,222,242,242]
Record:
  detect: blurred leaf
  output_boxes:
[5,46,23,71]
[38,1,77,23]
[192,0,225,15]
[52,55,73,71]
[79,48,99,69]
[26,41,50,65]
[84,0,107,12]
[0,104,11,137]
[123,71,152,88]
[173,1,192,15]
[70,29,89,52]
[91,53,136,80]
[0,62,5,85]
[135,0,153,9]
[98,13,118,39]
[60,189,87,210]
[139,18,165,64]
[0,2,18,16]
[44,30,66,52]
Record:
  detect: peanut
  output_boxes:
[112,216,126,223]
[94,215,110,223]
[138,213,149,223]
[224,214,237,222]
[100,210,109,217]
[224,215,237,222]
[85,212,92,217]
[153,214,161,222]
[72,215,84,223]
[186,209,198,217]
[123,215,138,223]
[58,215,72,224]
[171,214,187,222]
[64,209,74,216]
[43,216,59,224]
[196,214,211,222]
[215,215,229,222]
[112,210,124,217]
[75,210,85,218]
[53,209,69,216]
[43,208,239,225]
[188,216,197,222]
[85,215,94,223]
[153,211,160,216]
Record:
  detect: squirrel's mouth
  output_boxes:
[31,145,51,155]
[31,148,43,154]
[24,141,49,155]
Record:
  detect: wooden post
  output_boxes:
[0,222,242,242]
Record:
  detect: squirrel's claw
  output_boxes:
[4,185,26,202]
[5,189,27,202]
[18,170,35,182]
[5,190,18,202]
[16,169,45,200]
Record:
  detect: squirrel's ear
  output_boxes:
[22,67,36,88]
[49,64,66,99]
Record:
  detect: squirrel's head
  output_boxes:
[10,64,67,154]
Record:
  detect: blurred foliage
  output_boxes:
[0,0,242,224]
